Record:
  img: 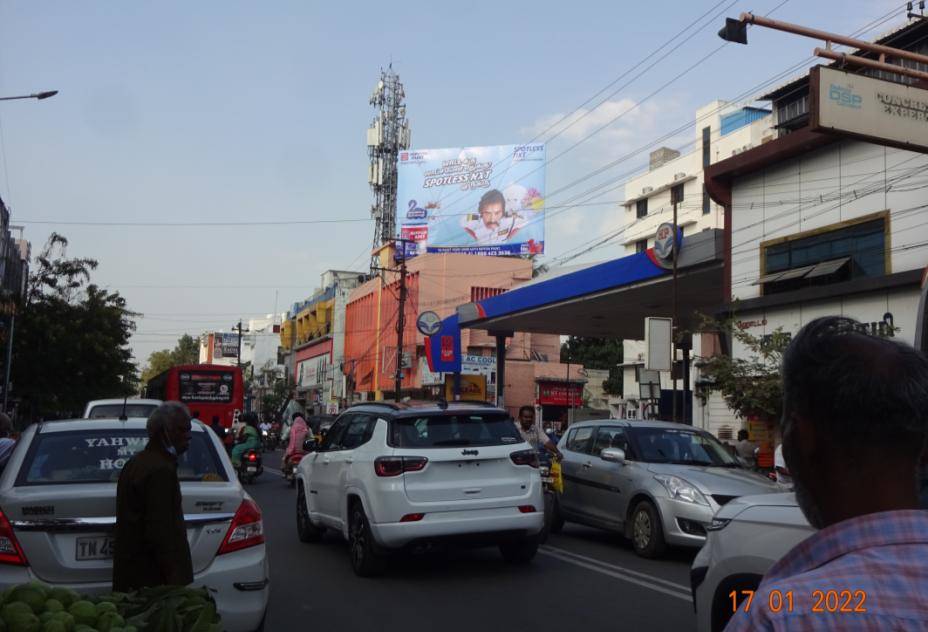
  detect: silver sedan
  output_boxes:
[0,418,269,632]
[553,419,780,558]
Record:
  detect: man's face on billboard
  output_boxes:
[480,202,504,230]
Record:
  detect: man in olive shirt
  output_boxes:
[113,402,194,592]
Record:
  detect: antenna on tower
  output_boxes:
[367,66,411,275]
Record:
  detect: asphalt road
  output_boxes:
[248,451,697,632]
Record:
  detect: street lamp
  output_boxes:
[0,91,59,102]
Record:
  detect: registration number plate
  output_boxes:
[76,536,114,561]
[247,466,257,473]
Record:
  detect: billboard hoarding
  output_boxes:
[213,333,239,359]
[396,144,545,257]
[810,65,928,153]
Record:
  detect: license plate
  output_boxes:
[76,536,113,561]
[247,466,257,473]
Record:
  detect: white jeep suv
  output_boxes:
[294,401,545,576]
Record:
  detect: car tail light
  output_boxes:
[374,456,428,477]
[400,513,425,522]
[0,508,27,566]
[510,450,539,468]
[290,454,304,464]
[518,505,536,514]
[217,499,265,556]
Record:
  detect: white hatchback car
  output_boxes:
[0,418,269,632]
[691,493,812,632]
[295,402,545,576]
[82,399,162,419]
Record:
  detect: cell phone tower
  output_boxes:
[367,65,411,274]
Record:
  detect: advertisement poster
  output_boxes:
[444,374,488,402]
[213,333,239,359]
[179,371,234,403]
[396,144,546,257]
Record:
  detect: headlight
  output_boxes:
[654,474,709,505]
[706,517,731,531]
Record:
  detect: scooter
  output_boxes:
[238,449,263,484]
[282,452,304,487]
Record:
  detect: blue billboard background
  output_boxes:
[396,144,545,257]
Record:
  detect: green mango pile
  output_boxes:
[0,584,220,632]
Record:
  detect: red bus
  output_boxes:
[146,364,244,429]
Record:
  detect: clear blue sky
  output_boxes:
[0,0,900,365]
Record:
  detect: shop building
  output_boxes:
[705,19,928,441]
[343,250,582,420]
[279,270,367,414]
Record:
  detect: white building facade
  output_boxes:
[617,101,773,427]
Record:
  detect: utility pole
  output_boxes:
[371,238,414,401]
[394,252,408,399]
[235,320,244,369]
[671,192,680,425]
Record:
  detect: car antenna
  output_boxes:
[119,395,128,421]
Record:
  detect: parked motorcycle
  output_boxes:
[238,449,263,484]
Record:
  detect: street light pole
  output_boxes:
[2,308,14,413]
[0,91,58,102]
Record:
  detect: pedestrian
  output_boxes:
[735,429,757,468]
[724,316,928,630]
[208,416,226,444]
[773,442,791,487]
[0,413,16,471]
[112,402,194,592]
[217,415,233,453]
[190,410,202,424]
[516,405,563,460]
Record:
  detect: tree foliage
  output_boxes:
[560,336,623,396]
[695,317,791,423]
[13,233,138,421]
[141,334,200,385]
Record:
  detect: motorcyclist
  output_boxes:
[284,413,310,463]
[231,413,262,466]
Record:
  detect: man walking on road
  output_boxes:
[113,402,194,592]
[725,317,928,630]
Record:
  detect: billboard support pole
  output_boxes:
[394,251,408,400]
[236,320,243,370]
[671,200,679,424]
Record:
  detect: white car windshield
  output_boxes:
[87,404,159,419]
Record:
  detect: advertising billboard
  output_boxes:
[213,333,239,359]
[396,144,545,257]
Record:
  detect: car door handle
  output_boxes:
[582,461,593,469]
[345,458,353,464]
[322,458,331,465]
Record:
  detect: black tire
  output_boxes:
[550,496,565,534]
[630,500,666,559]
[296,484,324,543]
[348,502,387,577]
[500,535,539,564]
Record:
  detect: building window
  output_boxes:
[702,126,711,168]
[636,198,648,218]
[759,216,886,295]
[635,239,647,254]
[671,184,684,204]
[775,93,809,130]
[702,187,711,215]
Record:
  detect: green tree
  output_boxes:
[141,334,202,386]
[695,317,791,423]
[560,336,624,396]
[12,233,138,421]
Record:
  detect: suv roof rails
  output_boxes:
[346,399,503,411]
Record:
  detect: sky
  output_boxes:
[0,0,902,366]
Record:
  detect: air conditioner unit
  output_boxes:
[642,186,654,195]
[674,172,686,181]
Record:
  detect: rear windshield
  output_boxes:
[17,430,228,486]
[390,413,521,448]
[87,404,158,419]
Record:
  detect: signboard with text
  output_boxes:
[213,333,239,359]
[396,144,546,257]
[444,374,487,402]
[537,381,583,407]
[810,65,928,153]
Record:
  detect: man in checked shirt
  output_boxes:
[726,316,928,631]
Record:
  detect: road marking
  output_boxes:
[264,467,283,476]
[540,547,691,601]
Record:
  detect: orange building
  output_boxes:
[343,250,583,421]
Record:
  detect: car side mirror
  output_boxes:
[303,438,318,452]
[600,448,625,464]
